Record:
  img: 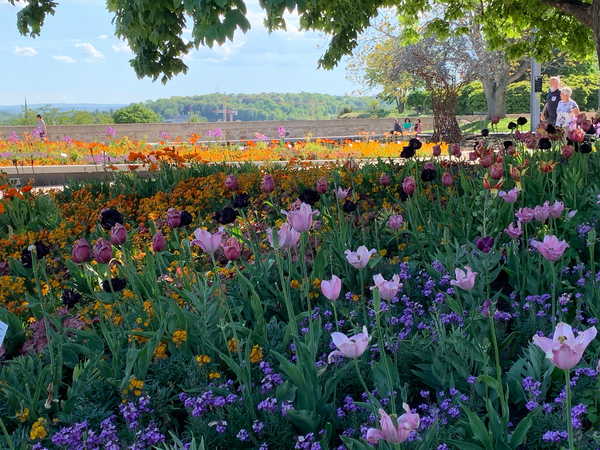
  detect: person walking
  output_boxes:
[555,87,580,128]
[36,114,48,140]
[541,76,561,126]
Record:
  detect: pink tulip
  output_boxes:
[567,128,585,143]
[261,174,275,193]
[283,202,319,233]
[371,274,402,301]
[562,145,574,159]
[110,223,127,245]
[402,176,416,195]
[531,235,569,261]
[504,221,523,239]
[266,223,300,250]
[327,326,370,362]
[315,177,328,194]
[515,207,535,223]
[498,187,519,203]
[366,404,420,445]
[192,228,223,255]
[548,201,564,219]
[335,187,350,200]
[489,163,504,179]
[469,151,478,161]
[379,173,391,186]
[93,238,113,264]
[480,153,494,168]
[533,323,597,370]
[533,203,551,222]
[152,231,167,252]
[222,237,242,260]
[450,266,477,290]
[432,145,442,157]
[224,174,239,191]
[166,208,182,228]
[345,246,376,269]
[387,214,404,230]
[321,275,342,301]
[441,172,453,186]
[71,238,91,263]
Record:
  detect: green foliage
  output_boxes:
[145,93,380,122]
[112,103,161,124]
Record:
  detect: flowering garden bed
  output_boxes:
[0,121,599,449]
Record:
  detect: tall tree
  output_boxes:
[7,0,600,81]
[387,35,481,142]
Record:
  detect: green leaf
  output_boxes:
[509,412,535,448]
[465,407,493,450]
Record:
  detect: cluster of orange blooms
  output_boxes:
[0,134,445,166]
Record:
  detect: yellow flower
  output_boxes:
[249,345,263,363]
[29,417,47,440]
[122,289,136,299]
[290,279,300,289]
[127,376,144,396]
[172,329,188,347]
[195,354,212,365]
[379,249,387,256]
[398,243,407,251]
[16,407,30,422]
[153,342,168,360]
[208,371,221,379]
[227,338,239,353]
[403,256,410,262]
[351,294,360,302]
[416,225,425,232]
[311,278,321,288]
[41,283,50,296]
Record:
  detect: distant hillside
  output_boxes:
[144,93,382,122]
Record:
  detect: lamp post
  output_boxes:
[530,58,542,131]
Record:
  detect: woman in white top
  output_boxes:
[555,87,580,128]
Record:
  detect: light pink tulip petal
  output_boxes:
[553,322,575,342]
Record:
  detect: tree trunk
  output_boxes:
[483,79,508,119]
[395,96,405,114]
[431,92,462,143]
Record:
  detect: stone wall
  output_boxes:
[0,115,498,142]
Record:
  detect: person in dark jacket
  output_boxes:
[541,76,561,126]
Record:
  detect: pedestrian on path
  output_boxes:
[541,76,561,126]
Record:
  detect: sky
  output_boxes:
[0,0,359,105]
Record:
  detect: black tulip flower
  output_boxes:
[180,211,193,226]
[102,278,127,293]
[507,122,517,130]
[397,185,408,201]
[481,128,489,137]
[232,193,250,209]
[490,269,513,295]
[580,142,592,154]
[546,124,557,134]
[503,140,514,149]
[342,200,357,213]
[214,207,238,225]
[100,208,124,231]
[298,189,320,205]
[538,138,552,150]
[517,117,528,126]
[420,168,437,182]
[21,241,50,268]
[400,146,416,159]
[62,289,82,308]
[408,138,422,150]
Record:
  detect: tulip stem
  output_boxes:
[565,369,575,450]
[551,262,557,322]
[488,313,508,420]
[353,358,378,408]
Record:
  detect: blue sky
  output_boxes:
[0,0,359,105]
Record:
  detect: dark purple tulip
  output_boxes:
[476,236,494,253]
[110,223,127,245]
[167,208,182,228]
[72,238,92,263]
[93,238,113,264]
[152,231,167,252]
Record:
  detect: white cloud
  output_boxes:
[14,46,37,57]
[98,34,109,40]
[53,55,76,64]
[75,42,104,60]
[112,42,132,54]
